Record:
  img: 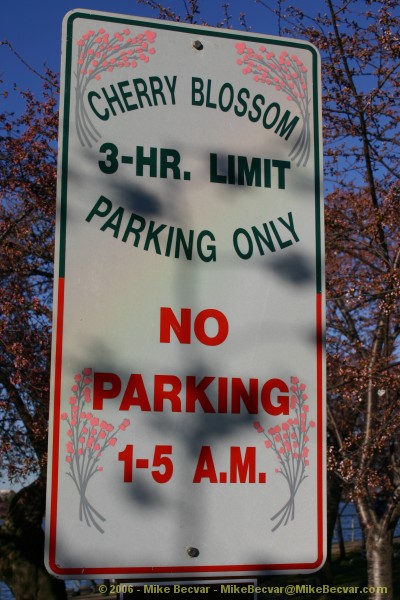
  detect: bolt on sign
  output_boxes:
[45,10,325,579]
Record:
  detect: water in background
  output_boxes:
[1,505,399,598]
[333,502,400,543]
[0,580,100,599]
[0,581,13,600]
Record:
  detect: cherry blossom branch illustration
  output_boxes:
[235,44,311,167]
[75,28,157,147]
[253,376,315,531]
[61,368,130,533]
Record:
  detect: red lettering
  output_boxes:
[160,307,229,346]
[230,446,256,483]
[261,378,289,415]
[93,372,121,410]
[217,377,228,413]
[231,378,258,413]
[160,307,191,344]
[193,446,218,483]
[185,376,215,412]
[119,374,151,411]
[154,375,182,412]
[194,308,229,346]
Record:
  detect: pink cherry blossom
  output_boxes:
[235,42,246,54]
[145,31,156,43]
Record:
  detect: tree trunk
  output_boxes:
[0,530,67,600]
[0,479,67,600]
[326,473,343,564]
[364,528,393,600]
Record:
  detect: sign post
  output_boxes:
[46,10,325,579]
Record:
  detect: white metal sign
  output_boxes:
[46,10,325,579]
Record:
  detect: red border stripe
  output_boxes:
[49,277,65,569]
[48,285,326,575]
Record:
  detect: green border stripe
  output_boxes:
[60,11,323,290]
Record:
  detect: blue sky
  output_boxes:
[0,0,315,489]
[0,0,290,101]
[0,0,314,490]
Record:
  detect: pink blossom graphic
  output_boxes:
[253,376,315,531]
[61,368,130,533]
[235,45,311,167]
[75,28,157,147]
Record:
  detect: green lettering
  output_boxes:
[101,84,125,116]
[237,156,262,187]
[122,213,146,245]
[149,76,166,105]
[248,94,265,122]
[88,91,109,121]
[164,75,177,104]
[197,230,216,262]
[234,88,250,117]
[133,78,152,108]
[262,102,280,129]
[86,195,112,222]
[273,159,291,189]
[144,221,167,254]
[252,223,276,254]
[275,110,299,140]
[209,153,227,184]
[219,83,234,112]
[233,229,253,259]
[192,77,204,106]
[100,206,124,238]
[117,80,138,111]
[136,146,157,177]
